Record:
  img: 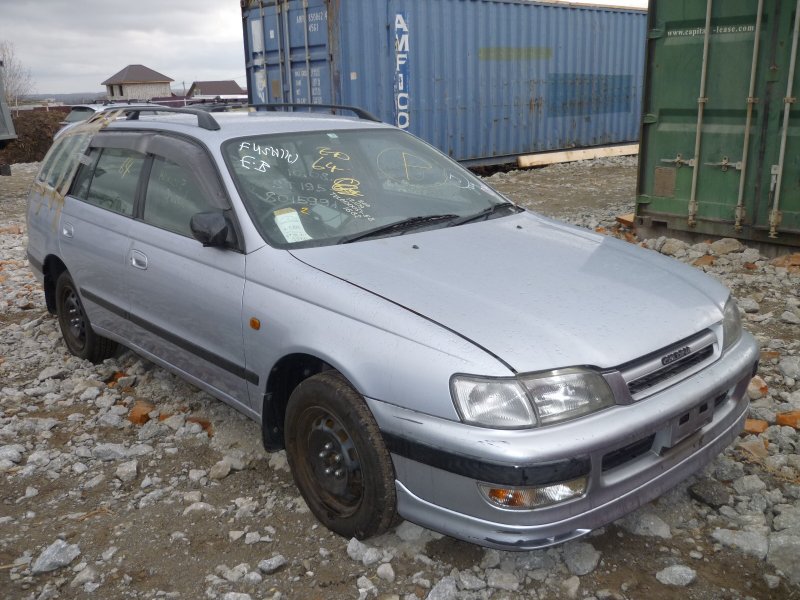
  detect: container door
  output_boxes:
[637,0,800,244]
[751,0,799,237]
[242,0,333,106]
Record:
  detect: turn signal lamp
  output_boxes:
[479,476,587,509]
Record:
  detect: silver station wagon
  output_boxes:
[27,106,759,550]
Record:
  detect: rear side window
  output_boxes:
[83,148,145,216]
[143,156,216,236]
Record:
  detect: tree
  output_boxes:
[0,40,35,105]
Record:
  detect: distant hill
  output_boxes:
[27,92,108,104]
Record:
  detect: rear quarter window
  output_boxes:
[37,132,93,193]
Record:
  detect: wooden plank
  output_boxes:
[616,212,636,228]
[517,144,639,169]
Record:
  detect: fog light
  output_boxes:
[479,477,587,509]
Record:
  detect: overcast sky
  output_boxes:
[1,0,648,96]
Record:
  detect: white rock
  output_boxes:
[561,575,580,599]
[92,443,127,461]
[268,450,289,472]
[486,569,519,591]
[563,541,601,576]
[115,460,138,483]
[376,562,395,583]
[426,576,458,599]
[780,357,800,380]
[456,570,485,590]
[228,530,245,542]
[27,450,51,467]
[711,529,769,559]
[32,540,81,574]
[347,537,368,562]
[710,238,742,255]
[767,534,800,585]
[619,508,672,539]
[244,532,261,545]
[209,459,231,480]
[258,554,287,574]
[357,575,377,595]
[70,565,97,588]
[0,444,25,463]
[182,502,216,516]
[656,565,696,586]
[188,469,207,482]
[362,547,382,566]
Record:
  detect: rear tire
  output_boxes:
[285,371,397,539]
[55,271,117,364]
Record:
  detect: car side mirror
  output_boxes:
[190,211,229,247]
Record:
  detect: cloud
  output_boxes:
[0,0,244,94]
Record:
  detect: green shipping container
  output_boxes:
[636,0,800,248]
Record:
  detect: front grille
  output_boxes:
[602,434,656,472]
[627,345,714,396]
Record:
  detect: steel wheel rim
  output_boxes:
[298,407,364,517]
[62,287,86,349]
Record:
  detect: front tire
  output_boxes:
[285,371,397,539]
[55,271,117,364]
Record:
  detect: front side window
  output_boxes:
[143,156,216,236]
[83,148,145,216]
[222,128,512,248]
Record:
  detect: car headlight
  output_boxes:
[722,296,742,353]
[451,368,615,429]
[450,376,536,428]
[520,368,615,425]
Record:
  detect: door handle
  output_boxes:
[130,249,148,270]
[61,222,74,238]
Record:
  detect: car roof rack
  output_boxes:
[253,102,381,123]
[125,106,221,131]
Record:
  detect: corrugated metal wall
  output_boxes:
[636,0,800,248]
[242,0,647,165]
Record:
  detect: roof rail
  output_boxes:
[125,106,221,131]
[254,103,381,123]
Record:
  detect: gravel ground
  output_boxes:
[1,160,800,600]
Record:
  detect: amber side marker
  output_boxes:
[249,318,261,330]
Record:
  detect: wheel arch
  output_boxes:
[261,352,336,451]
[42,254,68,314]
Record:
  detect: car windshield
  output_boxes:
[222,128,513,248]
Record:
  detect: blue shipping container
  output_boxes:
[242,0,647,165]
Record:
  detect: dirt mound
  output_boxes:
[0,110,62,164]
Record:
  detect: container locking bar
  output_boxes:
[735,0,764,232]
[660,154,694,168]
[769,0,800,238]
[688,0,714,228]
[703,156,742,172]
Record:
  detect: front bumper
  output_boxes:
[367,332,758,550]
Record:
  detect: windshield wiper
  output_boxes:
[338,214,459,244]
[449,202,520,226]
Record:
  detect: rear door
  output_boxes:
[125,134,252,409]
[58,133,147,339]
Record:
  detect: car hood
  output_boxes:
[290,213,728,372]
